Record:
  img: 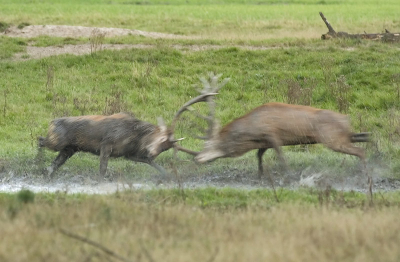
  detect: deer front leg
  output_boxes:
[264,135,287,173]
[148,160,168,176]
[126,156,168,176]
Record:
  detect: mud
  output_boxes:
[1,164,399,195]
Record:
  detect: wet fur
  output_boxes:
[38,113,173,178]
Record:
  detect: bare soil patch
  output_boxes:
[12,43,227,60]
[3,24,278,60]
[3,24,193,39]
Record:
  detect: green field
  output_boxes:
[1,0,400,175]
[1,0,400,176]
[1,0,400,40]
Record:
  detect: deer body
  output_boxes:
[195,102,368,178]
[38,113,175,178]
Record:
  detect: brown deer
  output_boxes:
[38,92,216,179]
[177,74,370,180]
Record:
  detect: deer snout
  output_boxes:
[194,154,208,164]
[195,150,224,164]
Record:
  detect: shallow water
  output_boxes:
[0,180,147,194]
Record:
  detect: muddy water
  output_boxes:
[0,180,147,194]
[0,166,399,194]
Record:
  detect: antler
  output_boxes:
[169,93,218,133]
[198,72,230,139]
[172,72,230,156]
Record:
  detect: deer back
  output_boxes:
[42,113,171,158]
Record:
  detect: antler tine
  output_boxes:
[210,73,222,91]
[197,73,229,94]
[174,144,199,156]
[170,93,218,132]
[199,77,212,94]
[193,135,209,140]
[209,79,229,95]
[192,73,230,140]
[186,107,212,121]
[205,73,230,94]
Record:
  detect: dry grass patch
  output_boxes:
[1,190,400,262]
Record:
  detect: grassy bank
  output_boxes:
[1,39,400,177]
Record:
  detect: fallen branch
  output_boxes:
[140,242,156,262]
[206,247,219,262]
[320,12,400,42]
[59,228,132,262]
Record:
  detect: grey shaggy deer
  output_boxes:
[38,93,215,178]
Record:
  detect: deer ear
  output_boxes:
[157,117,167,132]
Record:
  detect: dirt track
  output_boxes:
[3,24,282,60]
[3,24,194,39]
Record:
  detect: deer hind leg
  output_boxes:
[48,147,76,178]
[321,136,367,176]
[35,141,45,170]
[325,140,372,197]
[100,144,112,178]
[322,138,365,163]
[257,148,267,180]
[257,148,280,202]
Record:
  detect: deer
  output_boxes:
[37,91,216,179]
[176,74,370,182]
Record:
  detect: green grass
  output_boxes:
[1,39,400,177]
[0,187,394,210]
[0,37,26,59]
[1,0,399,40]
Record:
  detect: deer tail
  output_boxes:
[350,132,370,143]
[38,136,46,147]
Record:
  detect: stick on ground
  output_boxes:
[59,228,133,262]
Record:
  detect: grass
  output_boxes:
[0,0,400,178]
[0,37,26,59]
[1,38,400,178]
[1,188,400,261]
